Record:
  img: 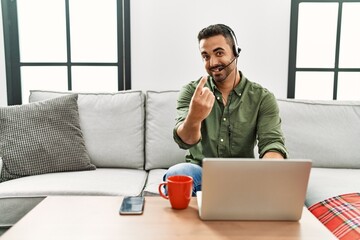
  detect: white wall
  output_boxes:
[0,0,291,103]
[131,0,291,98]
[0,5,7,106]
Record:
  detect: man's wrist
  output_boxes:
[177,121,201,145]
[262,151,284,159]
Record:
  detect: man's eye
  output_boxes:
[216,52,224,57]
[202,55,210,61]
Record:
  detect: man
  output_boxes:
[165,24,288,195]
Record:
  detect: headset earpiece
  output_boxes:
[225,26,241,57]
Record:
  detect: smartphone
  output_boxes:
[119,196,145,215]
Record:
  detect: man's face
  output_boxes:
[199,35,235,83]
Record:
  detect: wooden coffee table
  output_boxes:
[0,196,336,240]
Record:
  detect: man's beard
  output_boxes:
[209,66,233,83]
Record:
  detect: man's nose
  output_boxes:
[209,57,220,67]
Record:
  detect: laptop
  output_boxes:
[197,158,312,221]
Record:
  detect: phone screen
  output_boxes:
[119,196,145,215]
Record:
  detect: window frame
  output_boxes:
[1,0,131,105]
[288,0,360,100]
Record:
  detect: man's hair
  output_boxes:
[197,24,236,49]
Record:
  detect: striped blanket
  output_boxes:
[309,193,360,240]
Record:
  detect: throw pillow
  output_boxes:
[0,94,96,183]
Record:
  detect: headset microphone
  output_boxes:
[211,55,238,72]
[217,56,237,71]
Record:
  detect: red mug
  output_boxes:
[158,175,193,209]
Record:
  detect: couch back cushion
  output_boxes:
[278,99,360,168]
[145,91,187,170]
[29,90,145,169]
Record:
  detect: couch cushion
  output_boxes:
[143,169,167,196]
[278,99,360,168]
[145,91,187,170]
[0,94,95,183]
[305,168,360,207]
[0,168,148,226]
[29,90,145,169]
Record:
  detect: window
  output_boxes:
[288,0,360,100]
[1,0,131,105]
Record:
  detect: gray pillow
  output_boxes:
[0,94,96,183]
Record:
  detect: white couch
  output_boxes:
[0,90,359,233]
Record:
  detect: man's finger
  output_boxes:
[194,76,208,95]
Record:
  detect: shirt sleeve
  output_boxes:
[173,82,201,150]
[256,92,289,158]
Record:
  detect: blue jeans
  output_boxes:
[162,162,202,196]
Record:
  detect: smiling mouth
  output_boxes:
[210,66,225,72]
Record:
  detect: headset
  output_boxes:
[220,25,241,154]
[214,25,241,72]
[222,24,241,57]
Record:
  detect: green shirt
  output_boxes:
[173,72,288,166]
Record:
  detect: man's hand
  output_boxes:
[188,76,215,123]
[177,76,215,145]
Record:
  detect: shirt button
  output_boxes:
[220,139,224,142]
[223,118,227,121]
[217,96,220,100]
